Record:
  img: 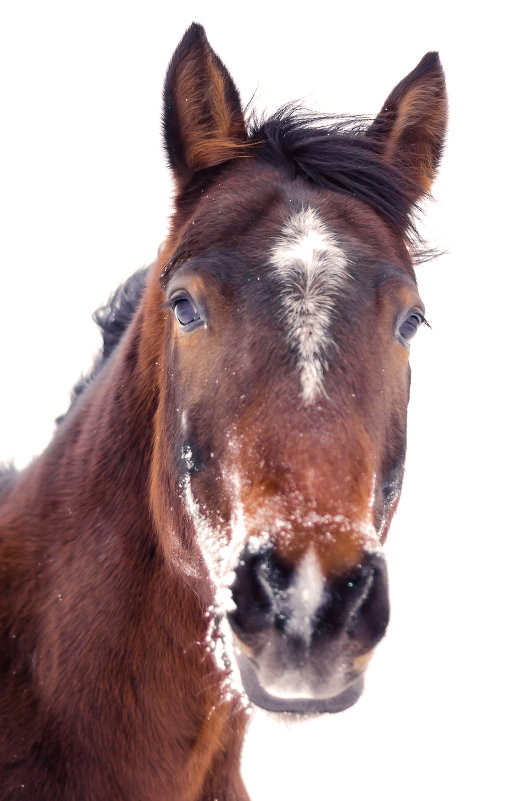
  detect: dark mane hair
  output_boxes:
[57,267,148,423]
[248,105,421,239]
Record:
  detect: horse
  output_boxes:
[0,22,447,801]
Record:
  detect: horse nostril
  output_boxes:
[228,546,291,636]
[316,552,389,650]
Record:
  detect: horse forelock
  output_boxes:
[248,105,424,242]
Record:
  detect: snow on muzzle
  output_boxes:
[227,541,389,714]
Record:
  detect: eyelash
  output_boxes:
[398,311,429,343]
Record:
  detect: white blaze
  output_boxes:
[285,546,325,643]
[270,206,349,403]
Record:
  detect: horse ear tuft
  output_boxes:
[368,52,448,203]
[162,23,249,181]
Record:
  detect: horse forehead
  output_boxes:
[269,206,347,273]
[267,205,351,404]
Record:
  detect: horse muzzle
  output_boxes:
[227,544,389,714]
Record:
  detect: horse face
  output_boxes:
[159,168,422,712]
[155,25,446,714]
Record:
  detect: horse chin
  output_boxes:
[235,651,364,716]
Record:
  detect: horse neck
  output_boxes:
[0,310,160,648]
[2,308,156,555]
[0,306,249,798]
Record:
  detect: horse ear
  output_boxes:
[162,23,248,180]
[368,52,447,202]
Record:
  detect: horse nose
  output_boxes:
[228,545,389,653]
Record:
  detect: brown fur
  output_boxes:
[0,23,446,801]
[368,51,447,197]
[164,24,253,181]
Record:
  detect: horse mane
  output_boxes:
[0,268,148,469]
[0,464,17,499]
[56,267,148,423]
[248,104,423,242]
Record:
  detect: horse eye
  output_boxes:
[399,313,424,343]
[173,297,200,327]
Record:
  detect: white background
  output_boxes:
[1,2,514,799]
